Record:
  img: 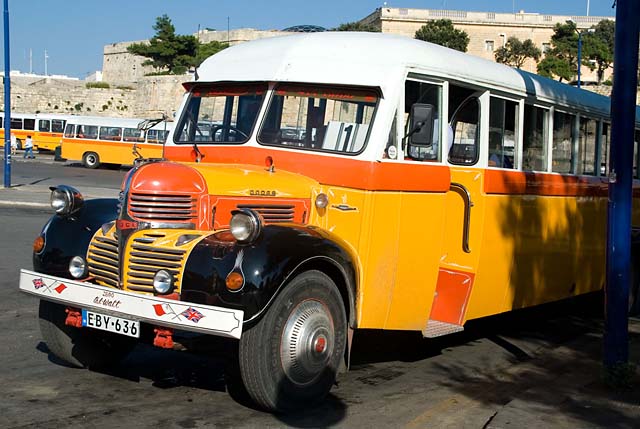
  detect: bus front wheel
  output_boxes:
[82,152,100,169]
[236,270,347,412]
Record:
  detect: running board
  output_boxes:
[423,320,464,338]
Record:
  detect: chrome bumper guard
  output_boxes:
[19,269,243,339]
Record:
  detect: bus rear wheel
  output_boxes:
[82,152,100,169]
[235,270,347,412]
[16,138,22,150]
[38,300,136,369]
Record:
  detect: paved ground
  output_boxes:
[1,155,639,427]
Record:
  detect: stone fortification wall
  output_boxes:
[102,29,288,83]
[1,75,190,119]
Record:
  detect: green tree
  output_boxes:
[536,21,579,82]
[128,15,200,75]
[333,21,380,32]
[195,41,229,66]
[494,37,542,69]
[582,20,615,83]
[414,19,469,52]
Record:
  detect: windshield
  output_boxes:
[174,83,267,144]
[258,84,378,154]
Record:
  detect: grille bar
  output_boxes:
[129,192,197,223]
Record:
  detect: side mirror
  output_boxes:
[408,103,434,146]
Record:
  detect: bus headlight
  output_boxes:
[153,270,174,294]
[69,256,88,279]
[50,185,84,216]
[230,209,262,243]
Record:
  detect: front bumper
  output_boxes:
[19,269,243,339]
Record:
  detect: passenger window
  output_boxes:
[404,80,442,161]
[522,105,548,171]
[488,97,517,169]
[578,117,597,175]
[599,123,610,176]
[39,120,51,132]
[52,120,65,133]
[448,84,480,165]
[99,126,122,141]
[552,111,575,174]
[23,119,36,130]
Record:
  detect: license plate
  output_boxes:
[82,309,140,338]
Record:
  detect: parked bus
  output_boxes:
[0,112,71,151]
[61,115,172,168]
[34,113,70,151]
[0,112,37,149]
[19,33,640,412]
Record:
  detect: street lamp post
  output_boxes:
[3,0,11,188]
[577,31,583,88]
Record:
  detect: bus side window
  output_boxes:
[522,104,549,171]
[488,97,517,169]
[404,79,442,161]
[39,120,51,132]
[448,84,480,165]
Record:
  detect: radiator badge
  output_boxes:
[116,219,139,230]
[249,189,276,197]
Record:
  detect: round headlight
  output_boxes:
[50,185,84,216]
[230,209,262,243]
[153,270,174,294]
[69,256,87,279]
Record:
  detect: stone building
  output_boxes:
[360,7,613,81]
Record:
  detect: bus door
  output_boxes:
[426,86,489,337]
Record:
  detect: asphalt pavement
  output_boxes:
[1,153,639,427]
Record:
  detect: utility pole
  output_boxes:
[3,0,11,188]
[604,0,640,370]
[29,48,32,73]
[44,49,48,76]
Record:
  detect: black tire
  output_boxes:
[82,152,100,169]
[16,138,22,150]
[236,270,347,412]
[38,300,136,369]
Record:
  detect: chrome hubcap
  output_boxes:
[281,299,334,386]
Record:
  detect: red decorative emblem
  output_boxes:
[116,219,138,230]
[33,278,45,289]
[54,283,67,294]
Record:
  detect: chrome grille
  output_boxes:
[237,204,295,223]
[87,234,119,287]
[129,193,197,222]
[126,235,186,293]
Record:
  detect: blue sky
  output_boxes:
[1,0,615,78]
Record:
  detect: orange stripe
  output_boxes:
[164,145,451,192]
[484,169,615,197]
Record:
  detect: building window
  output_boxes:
[485,40,495,52]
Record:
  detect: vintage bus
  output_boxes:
[0,112,37,149]
[19,33,640,412]
[61,116,172,168]
[33,113,70,151]
[0,112,70,151]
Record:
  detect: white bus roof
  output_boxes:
[64,116,167,128]
[197,32,640,123]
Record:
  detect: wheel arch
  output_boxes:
[281,255,357,329]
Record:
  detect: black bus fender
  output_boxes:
[180,224,358,328]
[33,199,119,277]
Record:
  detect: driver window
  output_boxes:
[404,80,442,161]
[448,84,480,165]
